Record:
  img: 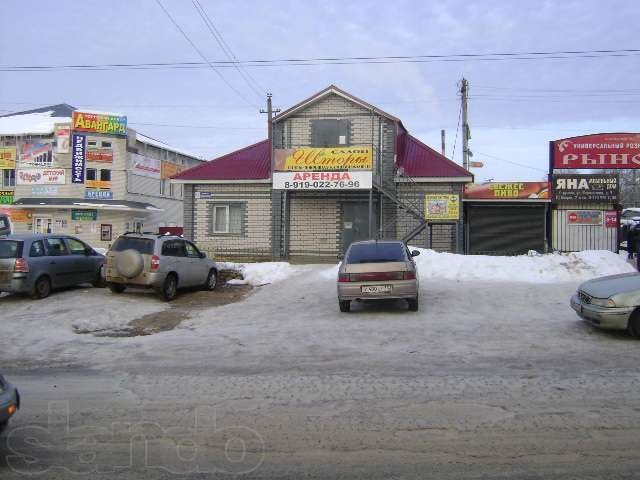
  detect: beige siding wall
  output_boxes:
[192,183,272,261]
[288,195,340,259]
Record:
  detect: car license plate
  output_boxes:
[361,285,392,294]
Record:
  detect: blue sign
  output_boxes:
[85,190,113,200]
[71,133,86,184]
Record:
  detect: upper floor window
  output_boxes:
[2,169,15,187]
[311,119,350,147]
[101,141,112,148]
[100,169,111,181]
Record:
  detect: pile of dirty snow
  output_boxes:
[411,248,635,283]
[219,261,306,286]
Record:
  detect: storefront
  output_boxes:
[174,85,472,261]
[464,182,550,255]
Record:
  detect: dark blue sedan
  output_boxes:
[0,375,19,434]
[0,234,105,299]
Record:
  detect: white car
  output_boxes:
[621,208,640,227]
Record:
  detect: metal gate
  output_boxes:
[552,208,617,252]
[466,203,547,255]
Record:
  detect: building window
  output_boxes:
[100,169,111,181]
[86,168,97,181]
[169,182,175,197]
[101,141,112,148]
[210,203,244,235]
[2,169,15,187]
[311,119,350,147]
[88,140,97,147]
[160,179,165,196]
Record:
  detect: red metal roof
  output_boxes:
[172,139,271,181]
[397,133,472,179]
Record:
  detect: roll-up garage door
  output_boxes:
[466,204,547,255]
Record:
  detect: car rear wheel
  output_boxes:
[108,283,126,294]
[627,310,640,338]
[31,276,51,299]
[408,296,419,312]
[339,300,350,312]
[203,269,218,291]
[161,274,178,301]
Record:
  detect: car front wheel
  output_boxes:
[203,269,218,291]
[628,310,640,338]
[339,300,350,312]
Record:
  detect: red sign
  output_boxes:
[605,210,618,228]
[553,133,640,169]
[464,182,549,200]
[567,210,602,225]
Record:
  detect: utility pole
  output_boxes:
[260,93,280,169]
[460,78,470,170]
[441,129,446,156]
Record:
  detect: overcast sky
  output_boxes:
[1,0,639,181]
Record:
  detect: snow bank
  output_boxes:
[0,110,72,135]
[218,261,306,286]
[411,248,635,283]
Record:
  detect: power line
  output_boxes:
[153,0,258,108]
[130,121,263,130]
[2,48,639,72]
[191,0,265,99]
[475,151,548,173]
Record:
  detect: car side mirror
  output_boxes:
[200,252,206,259]
[85,247,94,256]
[411,250,420,257]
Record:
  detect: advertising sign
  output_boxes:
[605,211,618,228]
[71,133,87,184]
[86,148,113,162]
[464,182,549,200]
[85,190,114,200]
[55,124,71,154]
[553,133,640,169]
[20,142,53,165]
[0,207,32,223]
[73,111,127,135]
[71,209,98,221]
[567,210,603,225]
[272,171,373,190]
[32,186,58,197]
[86,180,112,190]
[0,147,17,169]
[274,146,373,171]
[194,191,214,199]
[161,161,182,179]
[16,168,65,185]
[425,194,460,220]
[552,174,618,202]
[100,224,112,241]
[130,154,161,179]
[0,190,14,205]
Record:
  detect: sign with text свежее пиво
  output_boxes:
[552,174,618,202]
[553,133,640,169]
[73,111,127,135]
[425,194,460,220]
[464,182,549,200]
[71,133,86,184]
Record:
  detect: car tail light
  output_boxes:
[403,271,416,280]
[14,258,29,273]
[150,255,160,271]
[352,272,405,282]
[338,273,351,282]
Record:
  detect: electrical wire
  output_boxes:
[475,151,548,173]
[191,0,265,99]
[153,0,258,108]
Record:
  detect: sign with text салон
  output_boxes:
[425,194,460,220]
[73,111,127,136]
[71,133,87,184]
[552,174,618,202]
[553,133,640,169]
[71,209,98,221]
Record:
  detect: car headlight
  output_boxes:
[590,297,616,307]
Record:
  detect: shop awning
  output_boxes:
[9,197,163,213]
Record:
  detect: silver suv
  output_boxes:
[105,233,218,301]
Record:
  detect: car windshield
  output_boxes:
[0,240,23,259]
[111,237,155,255]
[346,242,406,264]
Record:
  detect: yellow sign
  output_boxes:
[274,146,373,171]
[0,147,17,169]
[86,180,112,190]
[161,161,183,179]
[425,194,460,220]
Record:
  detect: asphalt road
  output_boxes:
[2,271,640,479]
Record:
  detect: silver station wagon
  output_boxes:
[337,240,420,312]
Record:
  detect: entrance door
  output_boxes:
[342,203,374,252]
[34,216,53,234]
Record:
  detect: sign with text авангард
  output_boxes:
[552,133,640,169]
[73,111,127,136]
[272,146,373,190]
[71,133,87,184]
[552,174,618,202]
